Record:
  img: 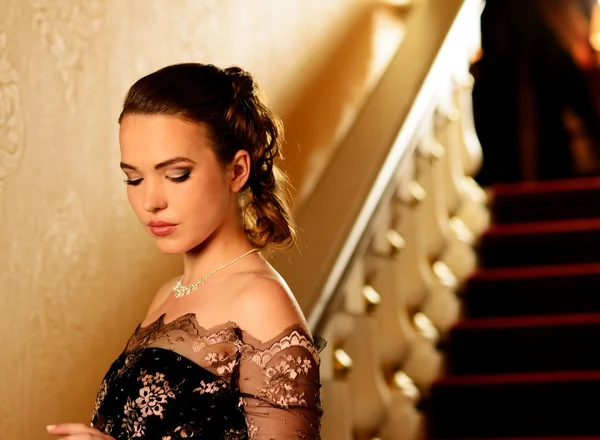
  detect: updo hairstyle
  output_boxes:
[119,63,296,249]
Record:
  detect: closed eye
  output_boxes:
[123,170,190,186]
[124,178,142,186]
[168,171,191,183]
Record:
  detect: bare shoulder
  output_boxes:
[231,270,311,343]
[146,274,181,316]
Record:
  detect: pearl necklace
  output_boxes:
[172,248,260,298]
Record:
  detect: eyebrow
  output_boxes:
[120,156,196,171]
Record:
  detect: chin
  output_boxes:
[152,239,190,255]
[152,234,210,255]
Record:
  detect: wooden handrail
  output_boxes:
[271,0,474,332]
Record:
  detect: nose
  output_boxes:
[142,179,167,213]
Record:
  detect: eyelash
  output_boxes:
[124,171,191,186]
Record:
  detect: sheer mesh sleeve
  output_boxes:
[236,325,323,440]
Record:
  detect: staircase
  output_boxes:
[429,176,600,439]
[269,0,600,437]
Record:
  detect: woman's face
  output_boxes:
[119,114,237,255]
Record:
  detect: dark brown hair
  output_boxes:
[119,63,296,250]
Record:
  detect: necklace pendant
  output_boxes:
[173,279,187,298]
[171,248,259,298]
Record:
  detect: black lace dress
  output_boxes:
[90,313,323,439]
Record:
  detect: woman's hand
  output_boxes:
[47,423,115,440]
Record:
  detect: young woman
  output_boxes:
[47,63,323,439]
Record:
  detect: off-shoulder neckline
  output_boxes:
[136,311,315,347]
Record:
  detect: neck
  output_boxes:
[180,224,256,285]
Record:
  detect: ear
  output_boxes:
[229,149,250,193]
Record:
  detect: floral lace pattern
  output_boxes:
[91,314,323,439]
[261,354,312,408]
[122,397,145,438]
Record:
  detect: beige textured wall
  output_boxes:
[0,1,376,438]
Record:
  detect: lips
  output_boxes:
[148,220,177,237]
[148,220,176,227]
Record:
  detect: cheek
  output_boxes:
[182,174,230,218]
[126,188,144,217]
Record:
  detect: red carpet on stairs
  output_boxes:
[428,177,600,439]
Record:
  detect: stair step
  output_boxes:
[428,370,600,438]
[431,438,600,440]
[492,177,600,223]
[447,313,600,375]
[463,263,600,318]
[479,218,600,268]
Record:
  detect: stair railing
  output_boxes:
[272,0,487,437]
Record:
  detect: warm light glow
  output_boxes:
[386,229,406,252]
[449,216,475,244]
[413,312,439,341]
[362,284,382,306]
[384,0,413,5]
[433,260,458,288]
[370,8,406,91]
[333,348,353,369]
[590,2,600,51]
[392,370,420,399]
